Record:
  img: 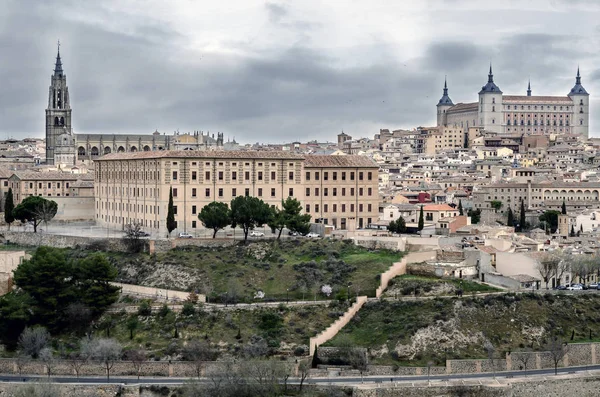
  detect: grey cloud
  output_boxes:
[0,1,599,142]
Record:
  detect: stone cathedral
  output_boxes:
[45,46,228,166]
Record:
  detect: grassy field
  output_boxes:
[54,298,351,359]
[73,239,403,302]
[325,293,600,366]
[384,274,501,297]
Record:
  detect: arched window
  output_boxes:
[77,146,86,156]
[143,145,151,151]
[104,146,111,154]
[117,146,125,153]
[54,117,59,126]
[492,98,495,104]
[91,147,99,156]
[130,146,137,152]
[60,117,64,126]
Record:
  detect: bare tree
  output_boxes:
[347,348,368,383]
[33,200,57,233]
[123,222,146,253]
[39,347,55,378]
[15,353,30,376]
[514,348,533,376]
[83,338,122,381]
[545,336,569,375]
[125,349,147,380]
[536,253,559,289]
[483,340,496,379]
[183,340,216,378]
[298,360,310,393]
[18,327,50,359]
[67,351,87,379]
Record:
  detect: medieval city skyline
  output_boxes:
[1,0,599,142]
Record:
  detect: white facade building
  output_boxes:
[437,66,590,138]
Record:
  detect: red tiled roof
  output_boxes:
[422,204,458,211]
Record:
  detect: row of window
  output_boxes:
[305,203,373,213]
[507,120,569,126]
[14,182,71,189]
[305,171,373,181]
[305,187,373,197]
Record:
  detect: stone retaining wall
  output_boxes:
[0,231,239,254]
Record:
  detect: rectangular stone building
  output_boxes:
[94,151,379,235]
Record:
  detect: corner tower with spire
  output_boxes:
[568,67,590,138]
[478,64,503,133]
[45,42,75,165]
[436,77,454,126]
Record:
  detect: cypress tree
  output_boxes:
[561,200,567,215]
[166,187,177,237]
[458,200,463,216]
[418,206,424,231]
[570,225,575,237]
[507,207,514,227]
[519,200,526,232]
[4,187,14,230]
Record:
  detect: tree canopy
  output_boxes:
[198,201,230,238]
[506,207,514,227]
[388,216,406,234]
[8,247,119,337]
[230,196,273,242]
[418,206,424,231]
[458,200,463,216]
[539,210,561,233]
[468,208,481,224]
[13,196,57,233]
[268,197,311,239]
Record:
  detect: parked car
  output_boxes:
[178,232,193,239]
[250,231,265,237]
[305,232,320,238]
[589,282,598,289]
[568,284,583,290]
[288,231,299,236]
[555,285,568,290]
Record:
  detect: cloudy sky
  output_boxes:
[1,0,599,143]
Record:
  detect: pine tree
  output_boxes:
[4,187,14,230]
[570,224,575,237]
[458,200,463,216]
[507,207,514,227]
[561,200,567,215]
[387,220,396,233]
[166,187,177,237]
[418,206,424,231]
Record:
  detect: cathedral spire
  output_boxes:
[488,63,494,83]
[54,40,63,77]
[527,79,531,96]
[443,76,448,96]
[576,65,581,85]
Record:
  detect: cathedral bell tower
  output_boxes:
[45,42,75,165]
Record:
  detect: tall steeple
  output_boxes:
[46,42,74,165]
[479,63,502,94]
[54,41,63,77]
[527,79,531,96]
[437,76,454,106]
[569,66,588,96]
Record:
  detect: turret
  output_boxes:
[436,77,454,126]
[478,64,503,133]
[527,80,531,97]
[568,67,590,138]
